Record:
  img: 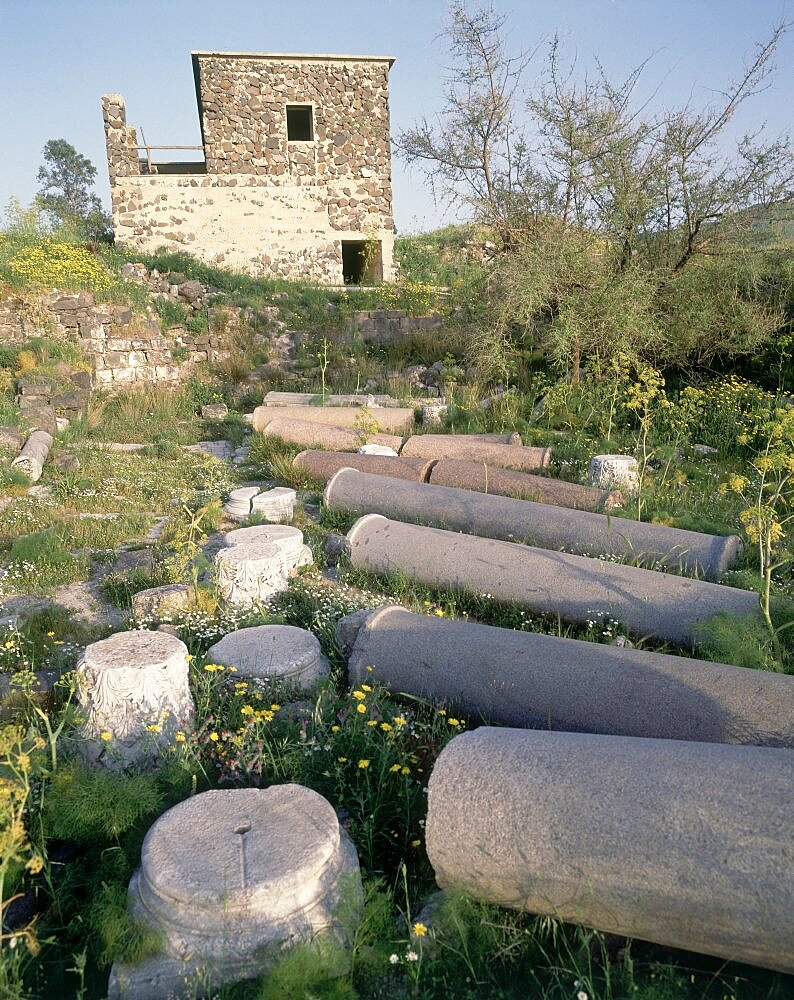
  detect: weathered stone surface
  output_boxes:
[109,785,362,998]
[214,542,288,606]
[253,405,414,434]
[263,391,396,407]
[0,426,24,453]
[357,443,398,456]
[293,449,433,484]
[588,454,639,492]
[421,403,447,426]
[75,631,194,769]
[250,486,296,523]
[11,430,53,482]
[207,625,329,687]
[401,435,549,471]
[325,469,742,579]
[131,584,192,621]
[201,403,229,420]
[429,458,622,511]
[224,524,304,559]
[263,417,403,453]
[426,728,794,973]
[349,606,794,746]
[345,514,759,646]
[185,440,235,461]
[335,608,379,659]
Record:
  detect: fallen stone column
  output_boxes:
[326,469,742,579]
[109,785,361,998]
[401,434,550,470]
[262,417,404,453]
[348,607,793,746]
[76,631,195,769]
[345,515,759,646]
[223,485,296,524]
[253,404,415,433]
[262,390,396,407]
[426,728,794,973]
[429,458,622,511]
[293,449,434,484]
[11,429,54,482]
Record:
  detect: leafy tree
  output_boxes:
[399,5,793,381]
[36,139,112,242]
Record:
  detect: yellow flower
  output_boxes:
[448,718,460,727]
[365,665,374,673]
[367,719,378,727]
[331,725,340,732]
[412,922,428,937]
[358,759,370,769]
[175,731,186,743]
[352,690,366,700]
[270,704,281,711]
[46,631,55,637]
[434,609,444,617]
[394,716,407,727]
[338,756,348,763]
[100,731,112,742]
[389,763,401,772]
[356,703,367,714]
[380,722,392,732]
[26,856,44,875]
[17,753,30,770]
[438,709,446,717]
[361,684,372,692]
[209,732,219,742]
[146,724,161,733]
[401,766,410,776]
[241,705,254,716]
[411,839,421,847]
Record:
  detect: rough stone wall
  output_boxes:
[101,95,140,182]
[103,54,396,283]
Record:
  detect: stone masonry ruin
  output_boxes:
[102,51,397,282]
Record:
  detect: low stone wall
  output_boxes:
[352,309,442,344]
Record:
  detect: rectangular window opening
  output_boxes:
[342,240,383,285]
[286,105,314,141]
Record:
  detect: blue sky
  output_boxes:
[0,0,791,233]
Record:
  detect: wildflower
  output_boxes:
[389,954,400,965]
[448,718,460,727]
[406,950,418,962]
[241,705,254,716]
[402,766,410,776]
[356,703,367,714]
[358,759,370,769]
[146,724,161,733]
[26,855,44,875]
[380,722,392,732]
[365,665,374,673]
[412,922,427,937]
[331,725,340,732]
[352,690,366,700]
[361,684,372,692]
[270,704,280,711]
[577,993,588,1000]
[46,631,55,637]
[175,731,186,743]
[17,753,30,770]
[209,732,219,742]
[434,609,444,617]
[394,716,407,727]
[338,757,348,763]
[437,709,446,716]
[389,763,401,772]
[367,719,378,727]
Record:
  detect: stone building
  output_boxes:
[102,51,396,283]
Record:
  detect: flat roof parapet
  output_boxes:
[191,51,395,66]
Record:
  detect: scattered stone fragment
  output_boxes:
[108,785,361,999]
[426,728,794,974]
[421,403,448,426]
[693,443,719,456]
[588,454,639,492]
[54,452,80,472]
[357,443,399,456]
[75,630,194,770]
[184,440,235,461]
[201,403,229,420]
[11,430,53,482]
[0,426,24,453]
[324,533,350,567]
[207,625,330,687]
[214,542,288,605]
[335,608,379,658]
[131,584,192,621]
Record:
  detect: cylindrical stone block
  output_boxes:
[109,785,361,998]
[207,625,330,688]
[262,417,404,453]
[589,454,640,492]
[253,404,414,433]
[293,450,434,484]
[76,631,195,769]
[345,515,759,646]
[224,525,305,561]
[349,607,794,746]
[325,469,742,579]
[214,542,288,606]
[426,728,794,973]
[131,584,191,621]
[251,486,296,523]
[429,458,622,512]
[401,434,550,471]
[11,429,54,482]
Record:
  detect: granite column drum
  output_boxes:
[11,429,53,482]
[75,631,195,769]
[428,458,622,511]
[588,454,640,492]
[400,434,551,471]
[252,404,415,434]
[262,417,404,453]
[108,785,362,998]
[214,542,289,606]
[292,449,434,484]
[426,728,794,973]
[345,515,759,646]
[325,468,743,579]
[348,607,794,746]
[207,625,330,688]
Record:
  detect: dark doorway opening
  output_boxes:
[286,105,314,141]
[341,240,382,284]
